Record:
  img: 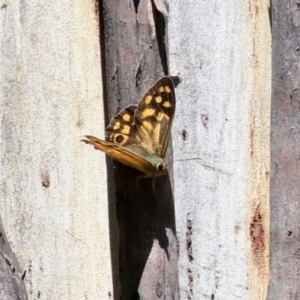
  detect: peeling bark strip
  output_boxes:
[100,0,179,298]
[269,0,300,298]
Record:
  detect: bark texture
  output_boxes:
[169,1,271,299]
[0,1,113,298]
[0,218,27,300]
[268,1,300,298]
[101,0,179,298]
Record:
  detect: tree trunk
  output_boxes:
[0,1,113,298]
[268,0,300,298]
[169,1,271,299]
[5,0,300,299]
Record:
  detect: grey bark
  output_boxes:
[268,0,300,298]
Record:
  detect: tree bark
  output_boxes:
[169,1,271,299]
[101,0,179,298]
[268,0,300,298]
[0,217,27,299]
[0,1,113,298]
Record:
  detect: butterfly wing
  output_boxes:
[83,76,175,177]
[105,105,142,146]
[134,76,175,158]
[82,135,164,177]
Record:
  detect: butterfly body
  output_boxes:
[82,76,175,178]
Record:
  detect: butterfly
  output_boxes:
[82,76,175,178]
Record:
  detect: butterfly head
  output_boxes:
[156,161,166,172]
[149,155,167,176]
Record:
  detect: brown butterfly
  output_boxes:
[82,76,175,177]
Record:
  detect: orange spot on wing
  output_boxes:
[164,85,171,93]
[122,113,131,122]
[145,95,152,104]
[142,120,153,131]
[121,124,130,135]
[142,108,155,117]
[157,112,165,121]
[163,101,171,108]
[155,96,162,103]
[113,122,121,130]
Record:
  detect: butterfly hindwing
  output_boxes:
[105,105,142,146]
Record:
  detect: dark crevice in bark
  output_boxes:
[98,0,110,126]
[97,1,120,299]
[135,63,142,87]
[133,0,140,14]
[151,0,168,75]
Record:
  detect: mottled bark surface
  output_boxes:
[1,1,113,298]
[100,0,179,298]
[168,1,270,299]
[269,0,300,298]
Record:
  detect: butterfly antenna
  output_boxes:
[133,176,140,195]
[166,157,203,164]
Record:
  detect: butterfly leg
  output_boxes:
[133,176,140,195]
[131,175,146,196]
[151,176,156,194]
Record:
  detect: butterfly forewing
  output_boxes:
[135,76,175,158]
